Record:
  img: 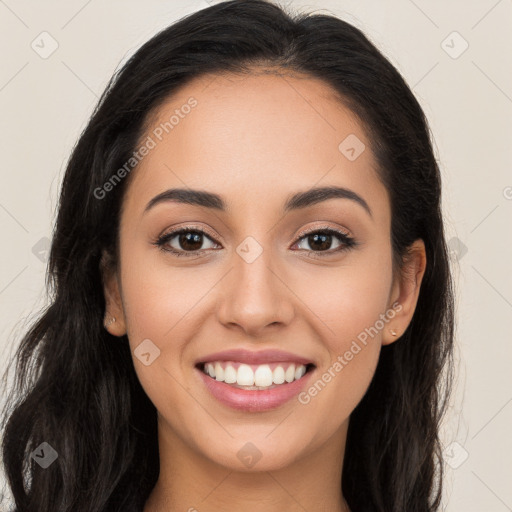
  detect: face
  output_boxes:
[103,70,425,473]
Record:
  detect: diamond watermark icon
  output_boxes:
[134,338,161,366]
[237,442,262,468]
[236,236,263,264]
[338,134,365,161]
[443,441,469,469]
[31,31,59,59]
[441,31,469,59]
[30,442,58,469]
[448,236,468,261]
[32,236,51,263]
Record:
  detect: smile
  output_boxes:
[199,361,313,389]
[195,360,316,412]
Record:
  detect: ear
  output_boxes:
[99,249,127,337]
[382,239,427,346]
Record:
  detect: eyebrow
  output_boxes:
[143,186,372,218]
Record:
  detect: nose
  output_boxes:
[216,246,295,337]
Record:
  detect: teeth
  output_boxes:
[272,366,285,385]
[202,361,310,389]
[214,362,224,382]
[254,365,273,387]
[285,365,295,383]
[237,364,254,386]
[224,364,237,384]
[295,365,306,380]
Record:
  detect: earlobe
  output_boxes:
[383,239,427,346]
[381,327,400,346]
[100,250,127,337]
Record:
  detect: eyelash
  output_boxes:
[153,224,358,259]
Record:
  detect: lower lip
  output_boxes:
[196,366,315,412]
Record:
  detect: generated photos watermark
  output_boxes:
[94,96,198,200]
[298,301,403,405]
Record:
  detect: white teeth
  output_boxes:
[237,364,254,386]
[285,364,295,383]
[272,366,285,384]
[295,365,306,380]
[254,364,273,387]
[201,361,310,388]
[224,364,237,384]
[214,362,224,381]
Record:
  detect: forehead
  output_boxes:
[122,70,389,222]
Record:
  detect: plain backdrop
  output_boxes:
[1,0,511,510]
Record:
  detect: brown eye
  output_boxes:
[155,228,220,257]
[293,228,356,255]
[300,232,336,251]
[175,231,204,251]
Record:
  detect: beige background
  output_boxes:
[1,0,511,510]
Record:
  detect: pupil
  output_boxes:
[309,233,331,251]
[180,232,202,250]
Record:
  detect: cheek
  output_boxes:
[294,337,380,456]
[118,244,213,403]
[290,248,392,424]
[294,274,388,438]
[119,257,203,423]
[119,242,212,346]
[292,247,393,347]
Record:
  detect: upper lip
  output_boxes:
[195,349,315,366]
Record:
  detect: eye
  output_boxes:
[292,226,357,256]
[153,226,219,258]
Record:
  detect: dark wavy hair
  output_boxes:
[0,1,455,510]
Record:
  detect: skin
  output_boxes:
[102,69,426,512]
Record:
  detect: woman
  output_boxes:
[0,1,455,511]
